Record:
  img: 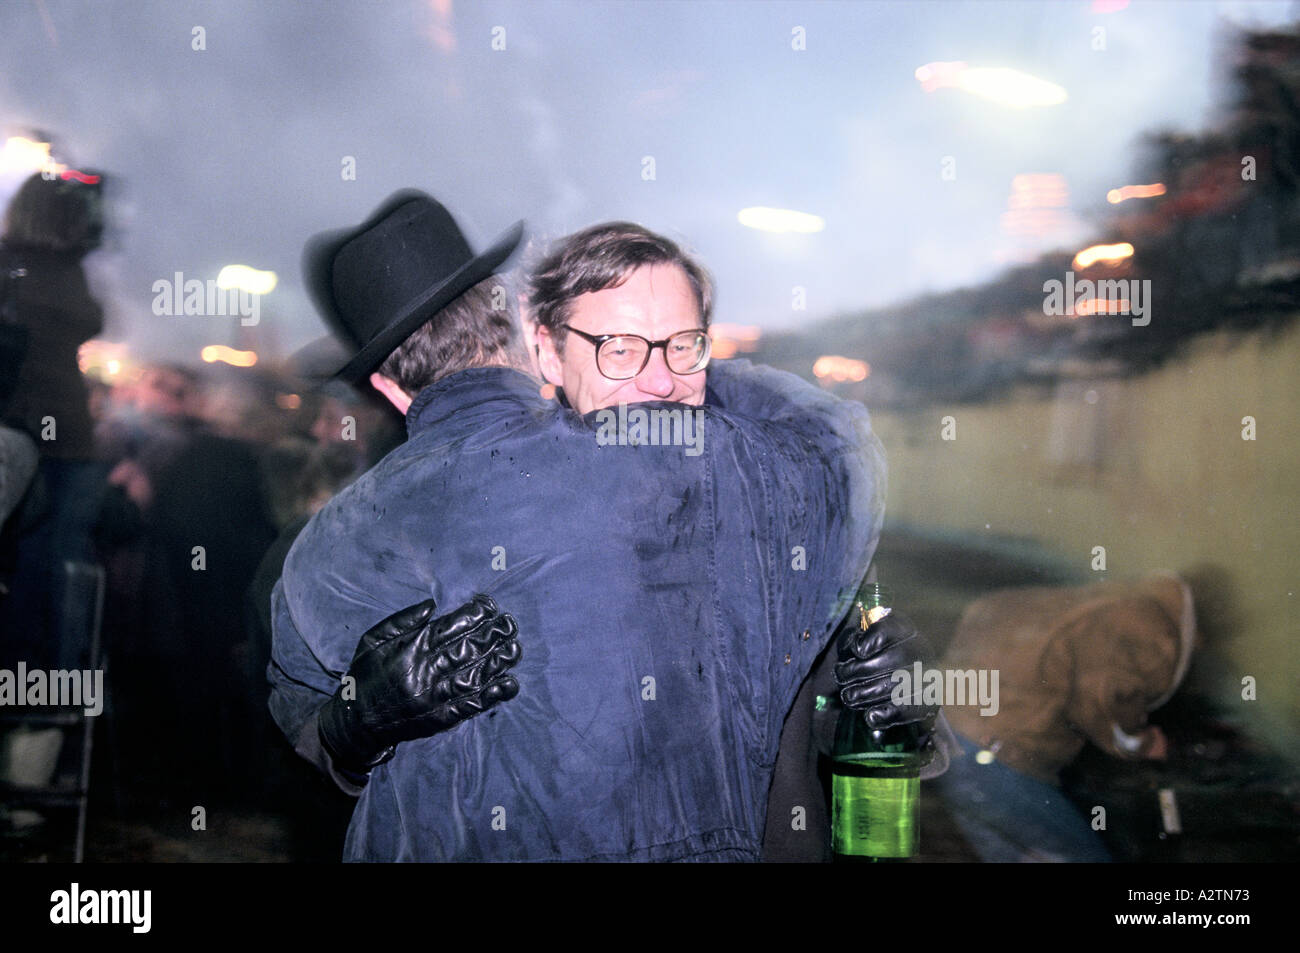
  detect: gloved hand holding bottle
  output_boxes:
[833,597,940,743]
[829,583,939,861]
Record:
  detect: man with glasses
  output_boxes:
[526,222,713,416]
[273,197,921,861]
[523,223,942,861]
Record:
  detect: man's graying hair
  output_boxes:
[527,223,713,351]
[378,275,526,394]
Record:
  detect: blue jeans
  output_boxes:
[0,458,107,671]
[934,732,1112,862]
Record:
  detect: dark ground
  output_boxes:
[3,526,1298,862]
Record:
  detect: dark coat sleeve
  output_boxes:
[761,636,840,861]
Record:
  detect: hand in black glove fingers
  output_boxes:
[833,609,929,684]
[482,618,523,676]
[407,618,522,729]
[419,594,505,668]
[414,668,521,736]
[356,596,440,655]
[833,607,939,730]
[319,594,523,774]
[857,701,940,750]
[400,596,511,691]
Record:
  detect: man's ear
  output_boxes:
[519,306,543,380]
[534,325,564,388]
[369,372,412,415]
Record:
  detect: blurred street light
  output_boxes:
[77,340,130,379]
[738,207,825,234]
[0,135,61,176]
[1074,242,1134,269]
[709,322,763,359]
[1001,174,1071,240]
[1107,183,1167,204]
[915,62,1067,108]
[1072,297,1130,317]
[201,344,258,367]
[216,264,277,296]
[813,355,869,382]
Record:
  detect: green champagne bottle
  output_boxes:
[829,583,925,862]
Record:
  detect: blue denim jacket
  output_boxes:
[269,359,884,861]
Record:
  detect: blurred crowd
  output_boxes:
[0,171,402,843]
[86,359,402,806]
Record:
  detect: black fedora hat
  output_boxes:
[297,190,524,382]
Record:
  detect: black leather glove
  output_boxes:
[833,604,939,744]
[318,594,522,775]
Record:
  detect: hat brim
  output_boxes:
[288,334,355,383]
[295,190,524,383]
[333,218,524,383]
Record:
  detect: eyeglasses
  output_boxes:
[561,325,712,380]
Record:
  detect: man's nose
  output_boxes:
[634,346,676,398]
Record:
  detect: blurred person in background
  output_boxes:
[305,379,403,479]
[97,363,198,506]
[95,361,277,807]
[197,366,296,447]
[0,257,39,527]
[258,436,360,534]
[933,572,1195,862]
[0,279,38,527]
[0,426,37,527]
[240,382,402,856]
[0,169,107,838]
[0,170,107,671]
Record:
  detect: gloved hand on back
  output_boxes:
[318,593,522,775]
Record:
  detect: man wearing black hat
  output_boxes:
[270,191,890,860]
[271,191,533,799]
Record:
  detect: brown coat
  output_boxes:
[941,573,1194,785]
